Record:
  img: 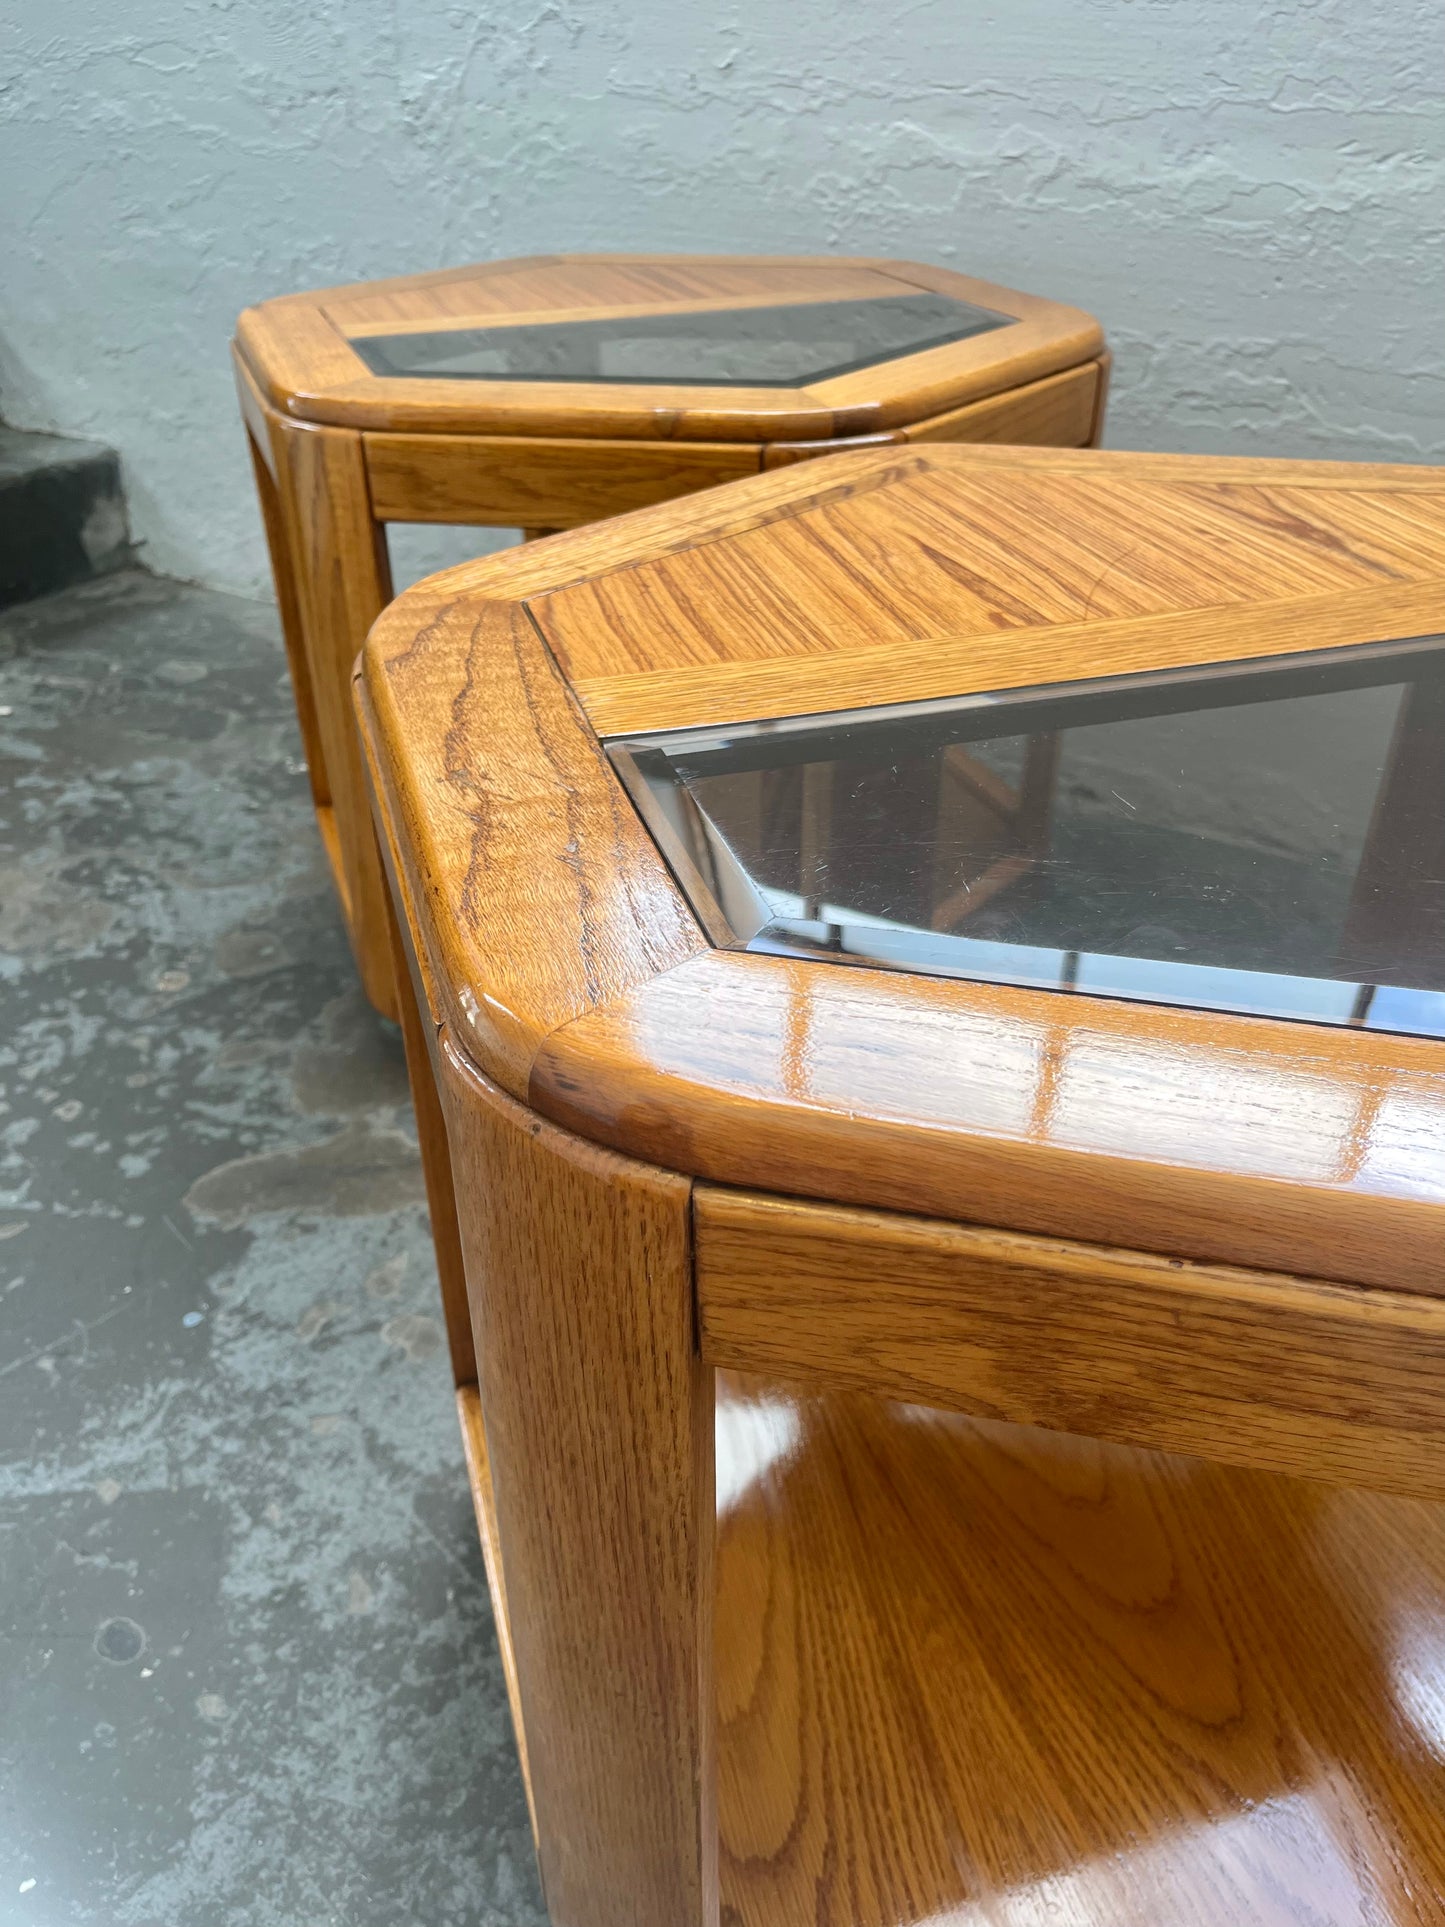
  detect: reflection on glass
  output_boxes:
[350,291,1011,386]
[608,637,1445,1038]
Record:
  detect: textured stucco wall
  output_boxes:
[2,0,1441,594]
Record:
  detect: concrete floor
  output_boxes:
[0,572,546,1926]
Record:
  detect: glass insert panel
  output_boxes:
[607,638,1445,1038]
[350,291,1011,386]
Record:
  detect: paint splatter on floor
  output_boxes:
[0,571,544,1927]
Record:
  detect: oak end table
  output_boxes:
[360,444,1445,1927]
[234,252,1107,1015]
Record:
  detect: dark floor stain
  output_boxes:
[290,988,413,1116]
[94,1616,146,1664]
[184,1120,427,1226]
[0,571,544,1927]
[381,1312,445,1362]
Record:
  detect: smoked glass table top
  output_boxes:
[608,637,1445,1039]
[350,291,1012,386]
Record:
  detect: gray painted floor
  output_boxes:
[0,572,546,1926]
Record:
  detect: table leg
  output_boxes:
[270,418,398,1017]
[375,850,475,1386]
[244,427,329,815]
[437,1035,717,1927]
[1087,349,1113,447]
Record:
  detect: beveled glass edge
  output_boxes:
[604,631,1445,1043]
[609,743,770,948]
[745,920,1445,1041]
[349,294,1016,389]
[607,631,1445,754]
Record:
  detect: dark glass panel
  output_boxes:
[352,291,1011,387]
[608,637,1445,1039]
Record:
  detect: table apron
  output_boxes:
[695,1182,1445,1501]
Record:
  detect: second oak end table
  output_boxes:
[234,251,1107,1015]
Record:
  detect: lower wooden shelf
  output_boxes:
[461,1369,1445,1924]
[714,1374,1445,1927]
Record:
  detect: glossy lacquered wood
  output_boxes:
[456,1385,536,1841]
[357,439,1445,1927]
[572,577,1445,737]
[361,443,1445,1291]
[436,1034,715,1927]
[357,612,703,1097]
[365,431,760,526]
[236,252,1105,440]
[714,1372,1445,1927]
[698,1188,1445,1498]
[530,948,1445,1295]
[242,258,1105,1017]
[529,454,1445,732]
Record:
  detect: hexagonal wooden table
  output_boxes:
[235,253,1107,1014]
[361,441,1445,1927]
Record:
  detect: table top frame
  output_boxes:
[358,442,1445,1295]
[237,251,1104,441]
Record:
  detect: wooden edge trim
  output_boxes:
[232,347,279,477]
[353,670,537,1100]
[571,574,1445,736]
[456,1385,540,1850]
[333,276,937,339]
[695,1184,1445,1501]
[354,672,460,1033]
[881,443,1445,489]
[364,430,763,525]
[1088,349,1113,447]
[803,310,1105,430]
[358,449,935,620]
[896,358,1101,446]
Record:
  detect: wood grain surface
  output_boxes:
[358,602,705,1101]
[757,357,1102,467]
[365,430,760,526]
[530,948,1445,1294]
[436,1035,715,1927]
[234,252,1104,439]
[713,1371,1445,1927]
[571,576,1445,736]
[259,410,398,1012]
[530,453,1445,727]
[375,817,475,1385]
[456,1384,536,1844]
[240,410,328,810]
[357,444,1445,1287]
[697,1187,1445,1498]
[247,270,1102,1022]
[373,443,1445,619]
